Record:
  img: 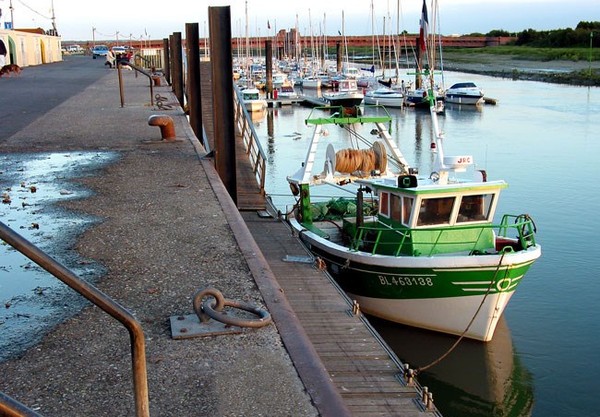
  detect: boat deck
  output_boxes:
[242,211,439,416]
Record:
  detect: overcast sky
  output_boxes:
[1,0,597,41]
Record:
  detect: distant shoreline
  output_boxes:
[439,52,600,86]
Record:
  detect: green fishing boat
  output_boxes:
[286,99,541,342]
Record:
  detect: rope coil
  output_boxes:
[334,141,387,175]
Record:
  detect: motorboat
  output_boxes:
[445,82,485,105]
[364,87,404,108]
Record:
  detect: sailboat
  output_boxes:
[404,0,444,111]
[285,1,541,342]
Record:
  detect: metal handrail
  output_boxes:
[0,221,150,417]
[117,62,155,106]
[233,85,267,193]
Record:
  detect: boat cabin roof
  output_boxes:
[448,82,478,89]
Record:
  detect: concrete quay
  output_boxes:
[0,56,436,416]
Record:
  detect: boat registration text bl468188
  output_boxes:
[378,275,434,287]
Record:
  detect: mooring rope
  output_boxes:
[416,251,507,373]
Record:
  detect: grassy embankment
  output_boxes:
[349,45,600,86]
[441,46,600,86]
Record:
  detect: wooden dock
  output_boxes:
[200,61,440,416]
[242,212,438,417]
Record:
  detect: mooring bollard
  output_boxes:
[148,114,176,141]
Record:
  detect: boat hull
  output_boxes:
[445,94,484,105]
[363,93,404,108]
[289,217,540,342]
[244,100,267,112]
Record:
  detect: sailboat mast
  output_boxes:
[245,0,250,76]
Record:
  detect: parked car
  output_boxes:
[111,46,126,55]
[63,44,83,54]
[91,45,109,59]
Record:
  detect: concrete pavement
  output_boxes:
[0,55,324,416]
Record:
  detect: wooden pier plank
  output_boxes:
[241,213,436,416]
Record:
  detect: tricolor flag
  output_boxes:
[419,0,429,52]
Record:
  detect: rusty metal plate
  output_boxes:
[169,314,242,339]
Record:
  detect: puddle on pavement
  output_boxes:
[0,151,118,361]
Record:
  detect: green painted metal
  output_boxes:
[299,183,313,224]
[304,105,393,126]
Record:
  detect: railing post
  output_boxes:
[209,6,237,203]
[186,22,203,139]
[162,38,171,85]
[170,32,184,107]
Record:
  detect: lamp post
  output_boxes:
[9,0,14,29]
[590,31,594,78]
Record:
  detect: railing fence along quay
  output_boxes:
[0,222,150,417]
[233,85,267,200]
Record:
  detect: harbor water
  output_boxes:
[252,72,600,417]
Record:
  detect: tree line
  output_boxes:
[474,21,599,48]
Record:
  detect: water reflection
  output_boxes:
[371,316,534,417]
[0,152,116,361]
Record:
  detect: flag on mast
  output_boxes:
[419,0,429,52]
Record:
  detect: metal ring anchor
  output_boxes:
[192,288,272,328]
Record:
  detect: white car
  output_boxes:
[111,46,127,56]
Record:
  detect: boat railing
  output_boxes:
[233,85,267,193]
[351,215,537,257]
[0,221,150,417]
[498,214,538,249]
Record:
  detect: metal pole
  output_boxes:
[186,22,203,138]
[170,32,184,106]
[162,38,171,85]
[118,63,125,108]
[590,31,594,78]
[265,39,273,99]
[209,6,237,203]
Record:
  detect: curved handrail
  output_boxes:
[117,62,155,106]
[0,221,150,417]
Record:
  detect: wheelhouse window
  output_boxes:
[457,194,494,223]
[417,197,455,226]
[402,196,413,226]
[390,194,401,222]
[379,192,389,217]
